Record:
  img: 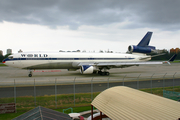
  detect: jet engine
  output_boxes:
[80,65,95,74]
[128,45,156,54]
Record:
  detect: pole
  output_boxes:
[173,72,177,92]
[107,77,110,88]
[74,77,76,107]
[137,74,141,89]
[151,73,155,94]
[91,105,93,120]
[14,79,17,113]
[123,75,126,86]
[91,77,94,102]
[34,79,36,107]
[14,79,16,104]
[55,78,57,109]
[163,73,167,91]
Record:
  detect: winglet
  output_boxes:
[168,54,177,62]
[163,54,177,65]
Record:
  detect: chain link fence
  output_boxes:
[0,72,180,111]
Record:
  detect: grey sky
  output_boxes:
[0,0,180,55]
[1,0,180,30]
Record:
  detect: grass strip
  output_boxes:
[0,64,6,66]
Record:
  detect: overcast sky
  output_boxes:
[0,0,180,55]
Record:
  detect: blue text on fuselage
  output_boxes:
[21,54,48,58]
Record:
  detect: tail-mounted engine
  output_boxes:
[128,45,156,54]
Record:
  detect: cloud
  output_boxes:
[0,0,180,30]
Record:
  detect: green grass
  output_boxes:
[0,112,24,120]
[1,87,180,119]
[0,63,6,66]
[0,106,92,120]
[0,92,99,112]
[141,86,180,96]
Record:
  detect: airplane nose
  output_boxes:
[2,60,5,63]
[2,59,7,64]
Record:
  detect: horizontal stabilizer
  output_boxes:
[139,53,165,60]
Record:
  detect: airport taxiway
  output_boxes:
[0,63,180,97]
[0,63,180,86]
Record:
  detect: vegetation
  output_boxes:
[0,53,11,62]
[0,63,6,66]
[150,52,180,61]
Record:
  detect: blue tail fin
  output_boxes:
[137,32,153,47]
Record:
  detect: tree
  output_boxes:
[0,55,4,62]
[4,53,11,59]
[0,53,11,62]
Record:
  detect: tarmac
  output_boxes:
[0,63,180,86]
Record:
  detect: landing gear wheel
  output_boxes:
[28,70,33,77]
[101,72,105,76]
[28,74,32,77]
[98,71,102,75]
[105,72,110,76]
[98,71,110,76]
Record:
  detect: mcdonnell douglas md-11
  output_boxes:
[2,32,176,77]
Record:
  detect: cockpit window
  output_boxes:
[8,56,13,59]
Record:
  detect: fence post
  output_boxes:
[73,77,76,107]
[14,79,17,113]
[163,73,167,91]
[14,79,16,104]
[173,72,177,92]
[123,75,126,86]
[137,74,141,89]
[107,77,110,88]
[34,79,36,107]
[91,77,94,101]
[151,73,155,94]
[55,78,57,109]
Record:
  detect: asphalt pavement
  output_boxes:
[0,63,180,98]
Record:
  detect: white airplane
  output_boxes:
[2,32,175,77]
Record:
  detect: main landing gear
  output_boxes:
[98,71,110,76]
[28,70,33,77]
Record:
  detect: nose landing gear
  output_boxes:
[28,70,33,77]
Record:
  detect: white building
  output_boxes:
[7,49,12,54]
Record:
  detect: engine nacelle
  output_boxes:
[80,65,94,74]
[128,45,156,54]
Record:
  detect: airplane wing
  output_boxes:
[75,54,177,69]
[74,57,174,75]
[77,61,163,68]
